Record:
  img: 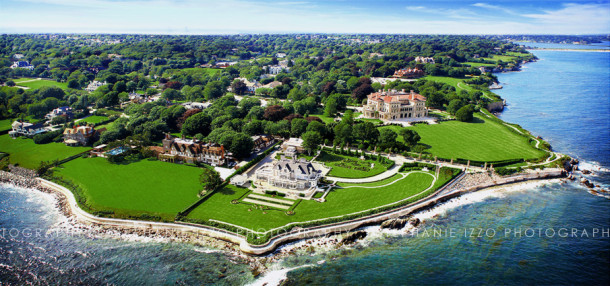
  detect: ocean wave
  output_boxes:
[247,264,316,286]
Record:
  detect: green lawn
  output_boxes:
[0,134,90,169]
[481,55,518,63]
[0,119,13,131]
[14,78,69,90]
[316,151,390,178]
[187,172,435,231]
[423,76,474,91]
[309,114,337,124]
[77,115,108,124]
[55,157,204,221]
[380,114,546,162]
[464,62,496,67]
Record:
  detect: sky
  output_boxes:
[1,0,609,34]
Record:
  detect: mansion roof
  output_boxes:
[367,90,426,104]
[274,158,318,176]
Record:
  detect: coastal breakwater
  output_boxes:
[0,168,565,255]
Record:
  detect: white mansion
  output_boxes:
[362,89,428,121]
[255,157,321,193]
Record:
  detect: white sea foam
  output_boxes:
[247,264,315,286]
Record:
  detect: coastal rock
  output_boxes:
[380,219,407,229]
[581,179,595,189]
[341,231,367,244]
[581,169,591,175]
[408,218,421,227]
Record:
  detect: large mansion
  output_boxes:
[63,125,103,146]
[362,90,428,121]
[255,157,321,192]
[391,68,425,79]
[158,134,226,166]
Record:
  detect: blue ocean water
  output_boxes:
[1,44,609,285]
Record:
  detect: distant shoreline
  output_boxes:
[527,48,610,52]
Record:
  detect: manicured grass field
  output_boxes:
[0,119,13,131]
[55,157,203,221]
[14,78,69,90]
[380,114,545,162]
[0,134,90,169]
[186,172,435,231]
[316,151,390,178]
[309,114,337,124]
[464,62,496,67]
[77,115,108,124]
[423,76,474,91]
[482,55,518,63]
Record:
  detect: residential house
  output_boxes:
[414,56,435,64]
[255,157,321,191]
[362,89,428,121]
[158,134,226,166]
[10,61,34,70]
[391,68,425,79]
[46,106,73,120]
[215,61,237,68]
[251,135,275,151]
[63,125,103,146]
[281,137,305,157]
[9,121,47,137]
[275,52,287,58]
[85,80,106,92]
[267,65,290,75]
[181,102,211,110]
[13,54,25,59]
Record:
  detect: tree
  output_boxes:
[447,99,465,115]
[200,168,222,192]
[263,105,289,121]
[231,80,247,95]
[203,81,224,100]
[455,104,475,122]
[399,129,421,147]
[324,96,338,117]
[182,112,211,136]
[302,131,322,155]
[290,118,308,137]
[378,128,397,150]
[228,132,254,159]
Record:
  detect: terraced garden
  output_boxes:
[316,151,392,178]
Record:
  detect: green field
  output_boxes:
[310,114,337,124]
[316,151,390,178]
[14,78,69,90]
[77,115,108,124]
[381,114,545,162]
[0,119,13,131]
[423,76,474,91]
[464,62,496,67]
[55,157,203,221]
[0,134,90,169]
[482,55,518,63]
[163,68,222,78]
[187,171,435,231]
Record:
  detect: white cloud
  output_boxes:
[406,6,426,11]
[472,2,516,15]
[523,3,610,34]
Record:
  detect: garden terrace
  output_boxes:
[185,170,444,235]
[315,150,394,178]
[14,78,69,90]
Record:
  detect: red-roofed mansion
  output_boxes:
[362,89,428,121]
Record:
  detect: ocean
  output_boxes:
[1,43,609,285]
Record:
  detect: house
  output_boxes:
[414,56,435,64]
[215,61,237,68]
[263,81,282,89]
[13,54,25,59]
[362,89,428,121]
[281,137,305,157]
[158,134,226,166]
[478,66,490,74]
[267,65,290,75]
[237,78,282,93]
[10,61,34,70]
[254,157,321,192]
[391,68,425,79]
[85,80,106,92]
[46,106,73,120]
[181,102,211,110]
[251,135,275,151]
[275,52,287,58]
[9,121,47,137]
[63,125,102,146]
